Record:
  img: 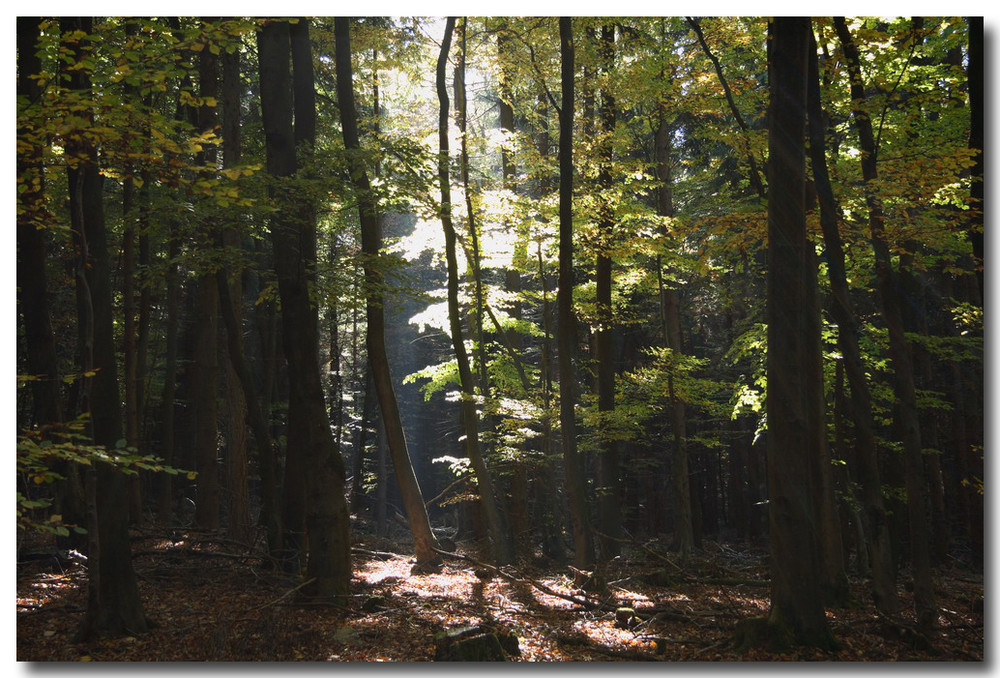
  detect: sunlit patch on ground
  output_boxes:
[572,618,643,647]
[354,555,417,584]
[18,571,82,613]
[355,558,480,600]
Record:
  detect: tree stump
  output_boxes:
[433,625,520,661]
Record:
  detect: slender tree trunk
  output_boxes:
[350,369,374,514]
[333,17,439,570]
[653,100,695,559]
[248,239,282,546]
[593,23,622,563]
[122,178,142,522]
[805,26,897,614]
[156,27,194,522]
[741,16,835,652]
[686,17,766,201]
[192,34,221,530]
[834,16,937,636]
[437,17,512,565]
[455,21,490,396]
[496,26,529,553]
[327,240,344,450]
[61,17,148,640]
[966,17,983,298]
[220,44,251,544]
[557,16,594,570]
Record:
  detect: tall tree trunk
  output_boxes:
[61,17,148,640]
[193,33,221,530]
[557,16,594,570]
[157,230,181,524]
[350,369,374,514]
[437,17,512,565]
[219,43,252,544]
[258,19,353,599]
[18,16,85,532]
[965,17,983,299]
[191,275,220,530]
[495,24,530,554]
[594,23,622,563]
[654,110,694,560]
[333,17,440,571]
[455,20,490,396]
[120,20,144,523]
[327,241,344,450]
[17,17,64,431]
[805,26,897,613]
[743,16,835,652]
[156,25,194,522]
[834,16,937,636]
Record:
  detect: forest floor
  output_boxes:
[16,525,984,663]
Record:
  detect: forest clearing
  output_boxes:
[16,16,983,661]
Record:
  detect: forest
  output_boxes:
[15,16,983,662]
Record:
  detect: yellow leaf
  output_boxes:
[80,656,92,662]
[186,471,197,480]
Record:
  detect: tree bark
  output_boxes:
[333,17,440,570]
[558,16,594,570]
[757,16,836,651]
[594,23,622,562]
[653,109,695,560]
[834,16,937,636]
[805,27,897,613]
[259,18,352,600]
[220,43,252,544]
[192,35,221,531]
[61,17,148,641]
[965,17,983,298]
[437,16,512,565]
[17,17,64,430]
[18,15,85,534]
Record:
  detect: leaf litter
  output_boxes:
[16,529,983,662]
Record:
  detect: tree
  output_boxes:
[219,37,252,544]
[258,18,352,600]
[738,16,836,652]
[557,16,594,570]
[59,17,150,640]
[966,16,983,298]
[333,16,440,571]
[805,25,897,614]
[653,101,695,562]
[17,18,65,432]
[833,16,937,636]
[436,17,513,565]
[593,22,623,562]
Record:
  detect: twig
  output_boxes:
[351,547,404,560]
[252,578,316,613]
[431,547,600,610]
[131,548,263,561]
[593,528,684,574]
